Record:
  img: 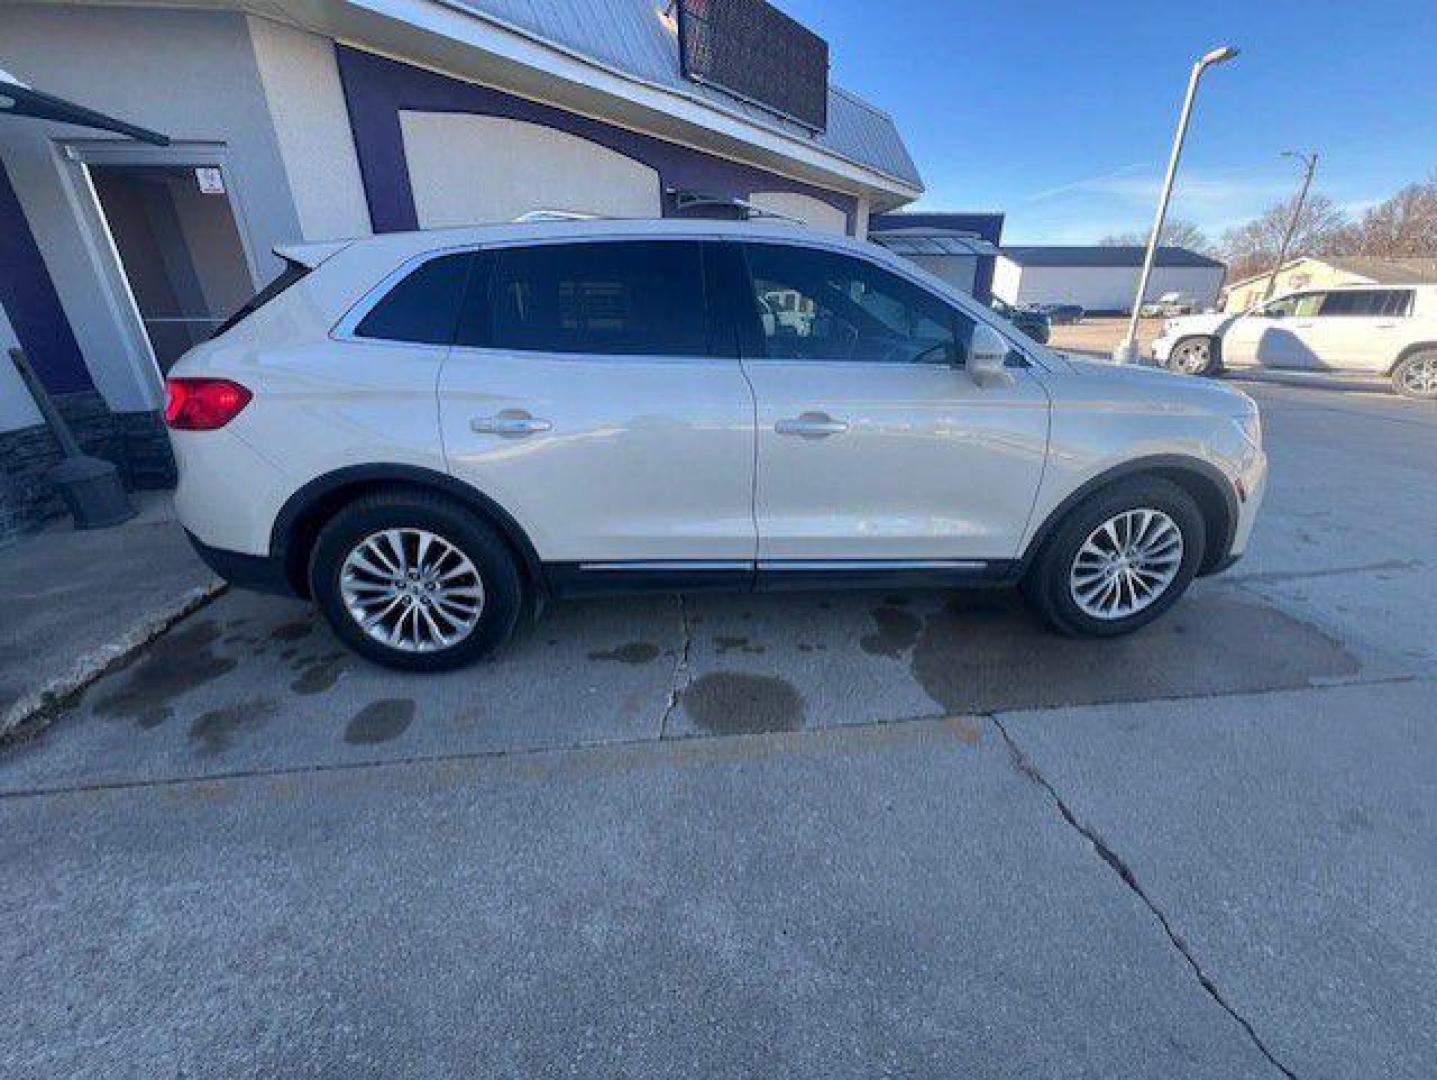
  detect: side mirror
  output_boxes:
[967,323,1015,388]
[1263,307,1284,319]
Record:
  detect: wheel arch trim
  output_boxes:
[1387,342,1437,376]
[1019,454,1239,575]
[270,463,544,597]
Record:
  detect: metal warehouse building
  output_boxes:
[992,246,1226,315]
[0,0,923,540]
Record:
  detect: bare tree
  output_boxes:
[1219,193,1348,281]
[1330,179,1437,256]
[1099,217,1211,252]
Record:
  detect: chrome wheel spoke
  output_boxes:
[340,528,485,653]
[1069,507,1185,621]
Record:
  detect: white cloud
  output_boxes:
[1005,163,1303,244]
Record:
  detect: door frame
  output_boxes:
[58,138,262,394]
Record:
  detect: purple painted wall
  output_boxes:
[0,158,93,395]
[333,45,857,235]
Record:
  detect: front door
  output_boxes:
[732,241,1050,566]
[438,238,756,566]
[1223,292,1324,368]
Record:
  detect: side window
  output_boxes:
[1319,290,1383,316]
[1292,292,1325,317]
[741,242,973,364]
[469,240,709,356]
[354,253,474,345]
[1378,289,1414,316]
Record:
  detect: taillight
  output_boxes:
[164,378,252,430]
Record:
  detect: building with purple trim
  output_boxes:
[0,0,927,541]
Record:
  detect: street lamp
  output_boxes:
[1261,150,1319,302]
[1113,45,1239,363]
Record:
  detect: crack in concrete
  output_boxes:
[1229,558,1423,587]
[658,592,692,739]
[990,714,1299,1080]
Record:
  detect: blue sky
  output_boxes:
[779,0,1437,243]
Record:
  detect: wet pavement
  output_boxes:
[3,378,1436,1078]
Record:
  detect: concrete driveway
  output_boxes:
[3,379,1435,1078]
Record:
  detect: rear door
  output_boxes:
[1308,289,1414,371]
[437,238,756,567]
[731,240,1050,569]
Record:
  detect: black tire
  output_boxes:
[308,489,523,672]
[1023,476,1206,637]
[1164,335,1220,377]
[1390,350,1437,400]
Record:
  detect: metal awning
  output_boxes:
[0,68,169,146]
[869,228,999,257]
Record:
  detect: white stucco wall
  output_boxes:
[248,16,372,242]
[400,112,661,227]
[852,197,871,240]
[0,303,43,433]
[993,259,1224,312]
[0,5,306,412]
[747,190,848,235]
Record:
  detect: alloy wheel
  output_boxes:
[1398,354,1437,397]
[1068,509,1184,621]
[1170,339,1210,375]
[339,528,485,652]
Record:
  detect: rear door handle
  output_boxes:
[470,409,552,437]
[775,411,849,438]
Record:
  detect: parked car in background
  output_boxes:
[167,219,1266,670]
[1027,302,1085,325]
[1151,283,1437,399]
[1140,291,1195,318]
[990,295,1051,343]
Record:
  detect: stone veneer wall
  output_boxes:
[0,393,174,546]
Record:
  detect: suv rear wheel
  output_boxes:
[1391,349,1437,400]
[1024,476,1206,637]
[308,490,523,671]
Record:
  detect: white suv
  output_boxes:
[1152,283,1437,398]
[167,220,1266,671]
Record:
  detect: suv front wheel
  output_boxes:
[309,490,523,672]
[1164,336,1219,377]
[1024,477,1206,636]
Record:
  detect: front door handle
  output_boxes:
[775,411,849,438]
[470,409,552,437]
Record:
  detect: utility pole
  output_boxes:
[1113,46,1239,363]
[1262,151,1319,302]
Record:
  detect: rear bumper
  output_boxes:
[186,531,296,597]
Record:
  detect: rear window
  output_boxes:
[354,253,475,345]
[210,259,309,339]
[459,241,709,356]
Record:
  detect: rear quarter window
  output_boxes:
[354,253,475,345]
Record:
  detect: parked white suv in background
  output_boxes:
[167,220,1266,671]
[1152,283,1437,398]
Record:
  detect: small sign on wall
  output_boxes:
[195,167,225,195]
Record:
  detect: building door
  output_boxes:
[86,163,255,374]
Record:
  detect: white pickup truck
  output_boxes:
[1151,283,1437,399]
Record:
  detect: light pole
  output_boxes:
[1113,45,1239,363]
[1261,150,1319,302]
